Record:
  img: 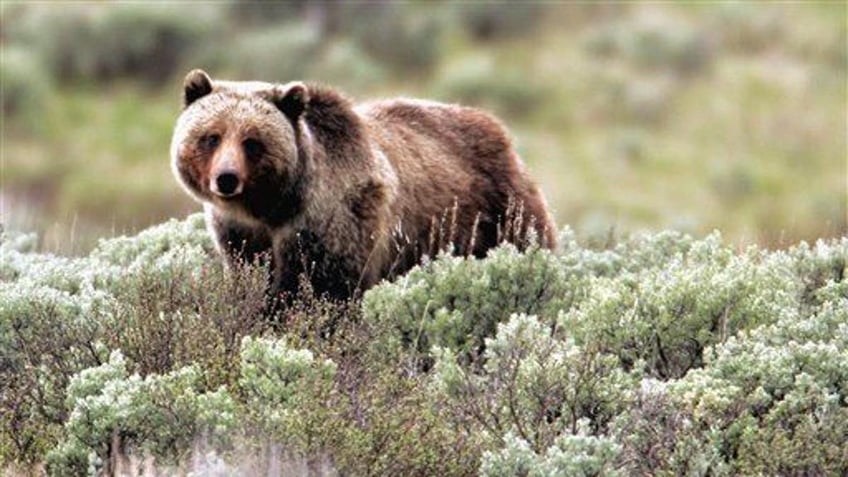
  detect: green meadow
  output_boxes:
[2,2,845,252]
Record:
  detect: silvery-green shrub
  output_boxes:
[480,424,622,477]
[45,350,235,476]
[433,314,635,455]
[3,214,847,474]
[786,237,847,307]
[666,296,848,474]
[363,244,586,369]
[0,214,256,464]
[237,336,336,447]
[560,235,799,378]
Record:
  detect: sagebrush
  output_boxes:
[1,215,846,475]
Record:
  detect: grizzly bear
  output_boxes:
[171,69,556,301]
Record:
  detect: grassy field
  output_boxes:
[1,2,845,253]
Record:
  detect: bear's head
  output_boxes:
[171,69,310,225]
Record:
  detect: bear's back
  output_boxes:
[357,99,520,188]
[356,98,555,261]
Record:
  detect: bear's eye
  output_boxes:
[243,138,265,160]
[199,134,220,150]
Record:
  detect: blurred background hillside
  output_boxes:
[1,1,845,254]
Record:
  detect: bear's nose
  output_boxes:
[213,172,242,197]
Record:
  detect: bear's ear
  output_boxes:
[183,69,213,108]
[270,82,309,121]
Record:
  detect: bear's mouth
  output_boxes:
[211,192,245,208]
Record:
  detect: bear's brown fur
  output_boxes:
[171,69,556,300]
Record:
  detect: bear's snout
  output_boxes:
[212,171,243,197]
[209,143,246,198]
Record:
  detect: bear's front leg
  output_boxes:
[208,210,286,315]
[207,210,273,269]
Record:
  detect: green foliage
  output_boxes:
[280,296,483,476]
[340,4,443,74]
[0,45,53,130]
[89,213,213,268]
[363,245,576,367]
[362,229,796,379]
[226,0,306,27]
[667,298,848,475]
[0,214,267,465]
[481,429,622,477]
[432,314,635,453]
[584,14,713,76]
[214,24,323,83]
[4,4,218,86]
[45,351,235,476]
[433,58,552,118]
[606,275,848,475]
[238,336,336,448]
[609,381,724,475]
[2,216,847,474]
[1,2,844,472]
[214,24,390,94]
[363,229,847,474]
[788,238,848,307]
[562,234,800,379]
[457,3,549,42]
